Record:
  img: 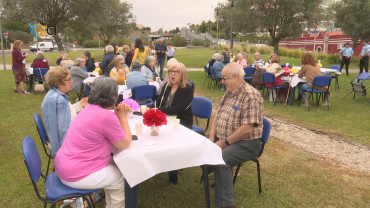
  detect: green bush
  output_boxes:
[7,30,33,46]
[351,57,360,67]
[232,45,242,53]
[317,54,327,61]
[171,35,187,47]
[326,55,341,64]
[192,39,206,46]
[82,40,100,48]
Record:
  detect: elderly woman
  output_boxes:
[84,51,95,72]
[60,54,74,68]
[32,51,50,69]
[41,66,89,157]
[32,51,48,64]
[110,55,130,84]
[298,53,330,107]
[121,45,129,59]
[208,53,219,75]
[213,54,226,90]
[100,45,116,77]
[265,55,290,102]
[12,40,29,94]
[126,60,148,89]
[70,58,89,93]
[141,56,159,82]
[154,62,193,129]
[132,38,147,65]
[236,54,248,68]
[55,77,132,207]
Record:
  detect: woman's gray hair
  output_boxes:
[143,56,156,69]
[228,62,245,80]
[73,57,85,66]
[88,76,118,108]
[131,61,142,71]
[36,51,45,60]
[105,45,114,53]
[216,54,224,62]
[113,55,125,67]
[212,53,220,60]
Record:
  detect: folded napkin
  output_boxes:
[143,140,155,146]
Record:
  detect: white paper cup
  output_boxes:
[141,105,147,114]
[156,77,161,82]
[135,123,142,135]
[286,63,289,66]
[173,119,180,130]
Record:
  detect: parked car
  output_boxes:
[29,42,54,52]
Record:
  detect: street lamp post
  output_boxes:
[210,6,213,46]
[214,6,221,52]
[229,0,235,51]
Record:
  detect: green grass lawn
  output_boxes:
[1,68,370,207]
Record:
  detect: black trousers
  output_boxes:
[340,56,351,75]
[359,56,369,73]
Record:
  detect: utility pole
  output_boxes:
[0,18,6,70]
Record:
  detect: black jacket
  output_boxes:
[154,82,193,129]
[223,54,230,64]
[125,52,133,68]
[85,58,95,72]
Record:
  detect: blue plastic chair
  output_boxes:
[329,65,341,90]
[188,81,195,94]
[244,67,255,84]
[32,68,49,94]
[131,85,157,107]
[22,136,100,208]
[262,72,288,106]
[191,97,212,135]
[208,66,222,91]
[298,76,332,111]
[203,65,212,86]
[233,118,272,193]
[33,112,54,177]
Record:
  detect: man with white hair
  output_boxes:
[251,52,264,69]
[207,62,264,208]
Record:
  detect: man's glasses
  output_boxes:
[63,77,73,83]
[221,75,233,81]
[168,70,181,75]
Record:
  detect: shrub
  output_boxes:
[317,54,327,61]
[259,46,272,55]
[192,39,206,46]
[232,45,242,53]
[249,45,258,54]
[279,47,289,57]
[171,35,187,47]
[351,57,360,67]
[7,30,33,46]
[326,55,341,65]
[82,40,100,48]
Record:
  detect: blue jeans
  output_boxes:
[157,58,165,78]
[298,83,328,99]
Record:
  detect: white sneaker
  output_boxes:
[21,90,30,94]
[321,101,330,106]
[300,102,310,107]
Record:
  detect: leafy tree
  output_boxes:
[175,27,180,33]
[332,0,370,51]
[236,0,322,55]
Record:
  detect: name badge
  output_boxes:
[233,105,240,110]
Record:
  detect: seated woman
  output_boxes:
[265,55,290,102]
[55,77,132,207]
[32,51,49,65]
[84,51,95,72]
[60,53,74,68]
[152,62,193,129]
[208,53,219,75]
[70,57,89,93]
[213,54,226,90]
[41,66,89,157]
[236,54,248,68]
[126,60,148,90]
[298,53,330,107]
[141,56,159,82]
[110,55,130,84]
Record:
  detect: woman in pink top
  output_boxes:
[55,76,132,207]
[236,54,248,68]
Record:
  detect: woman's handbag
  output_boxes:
[99,56,116,75]
[34,68,45,92]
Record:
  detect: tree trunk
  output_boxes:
[273,39,279,55]
[53,35,64,52]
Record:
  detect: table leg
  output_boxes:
[28,75,33,92]
[125,179,139,208]
[169,170,178,184]
[289,86,296,106]
[202,165,210,208]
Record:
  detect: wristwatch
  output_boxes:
[225,138,230,146]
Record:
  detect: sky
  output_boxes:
[126,0,223,31]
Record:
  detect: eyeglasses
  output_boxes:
[221,75,233,81]
[63,77,73,83]
[168,70,181,75]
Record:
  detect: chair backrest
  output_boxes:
[189,81,195,93]
[329,65,341,72]
[209,66,214,75]
[33,112,49,144]
[23,136,42,184]
[311,76,332,88]
[260,118,271,143]
[191,96,212,119]
[204,65,209,74]
[356,72,370,82]
[244,67,255,76]
[208,60,211,64]
[33,68,49,77]
[131,85,157,100]
[262,72,276,84]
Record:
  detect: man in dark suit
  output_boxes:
[222,50,230,64]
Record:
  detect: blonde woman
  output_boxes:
[60,53,74,68]
[110,55,130,84]
[121,45,129,59]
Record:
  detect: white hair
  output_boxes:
[212,53,220,60]
[228,62,245,80]
[105,45,114,53]
[216,54,224,62]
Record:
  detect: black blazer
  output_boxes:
[85,58,95,72]
[154,82,193,129]
[125,52,133,68]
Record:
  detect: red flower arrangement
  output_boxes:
[143,109,167,127]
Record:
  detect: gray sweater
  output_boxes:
[141,65,159,80]
[70,66,89,93]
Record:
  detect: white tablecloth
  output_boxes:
[282,67,341,87]
[293,67,342,75]
[113,115,225,187]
